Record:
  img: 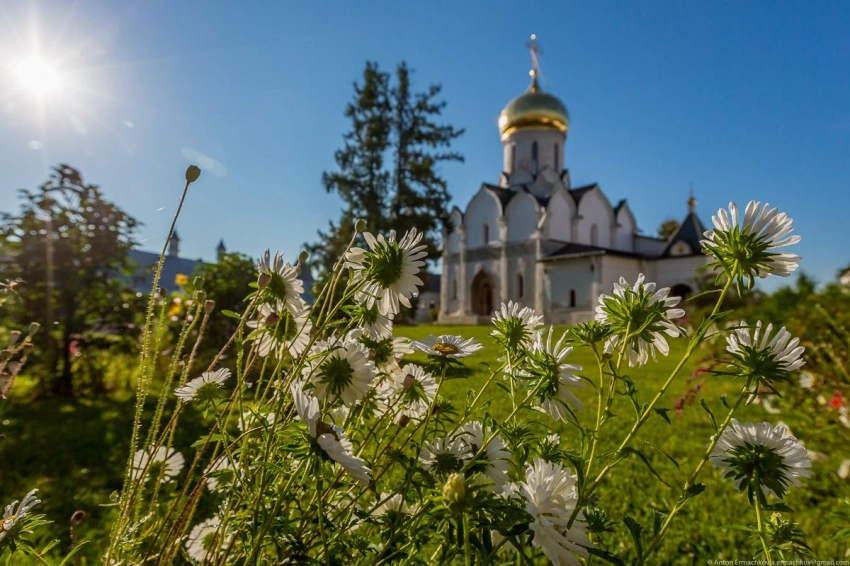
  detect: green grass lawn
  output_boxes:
[1,324,847,564]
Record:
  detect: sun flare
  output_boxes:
[11,55,63,96]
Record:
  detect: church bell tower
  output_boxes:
[498,35,570,194]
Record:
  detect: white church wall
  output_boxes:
[654,256,709,290]
[614,207,636,252]
[465,190,502,249]
[600,256,643,295]
[507,255,535,305]
[444,261,459,314]
[577,190,613,248]
[446,209,463,253]
[545,260,594,309]
[544,189,573,242]
[635,236,666,255]
[506,194,539,242]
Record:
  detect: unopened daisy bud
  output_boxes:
[443,472,467,505]
[193,276,205,289]
[355,218,367,233]
[185,165,201,184]
[8,330,21,345]
[258,272,271,290]
[204,300,216,314]
[195,290,206,303]
[27,322,40,336]
[264,312,280,327]
[298,251,309,264]
[397,414,410,428]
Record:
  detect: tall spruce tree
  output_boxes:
[306,61,463,281]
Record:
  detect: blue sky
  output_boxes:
[1,1,848,290]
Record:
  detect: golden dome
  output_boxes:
[498,74,569,141]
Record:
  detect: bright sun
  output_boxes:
[12,55,63,96]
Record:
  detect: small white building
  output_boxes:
[439,44,709,325]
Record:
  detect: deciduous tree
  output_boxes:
[0,165,140,396]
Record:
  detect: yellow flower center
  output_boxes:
[432,343,459,355]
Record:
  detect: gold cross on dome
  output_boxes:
[527,34,543,78]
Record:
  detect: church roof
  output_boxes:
[660,210,707,257]
[128,249,203,293]
[482,183,516,209]
[482,182,605,211]
[541,242,644,261]
[568,184,598,204]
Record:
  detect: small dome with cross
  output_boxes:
[498,35,569,141]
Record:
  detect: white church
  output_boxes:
[438,37,709,325]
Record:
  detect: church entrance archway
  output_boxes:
[471,270,495,316]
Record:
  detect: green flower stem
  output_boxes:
[462,513,472,566]
[108,175,194,563]
[107,173,192,537]
[585,345,606,478]
[463,377,548,471]
[755,486,773,565]
[638,380,751,563]
[567,269,737,531]
[144,298,201,451]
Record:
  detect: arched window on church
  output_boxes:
[517,273,524,298]
[509,145,516,172]
[531,141,539,175]
[569,289,576,308]
[590,224,599,246]
[452,278,457,300]
[483,223,490,244]
[554,143,559,171]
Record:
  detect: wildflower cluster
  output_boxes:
[93,192,817,565]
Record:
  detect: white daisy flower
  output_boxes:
[596,274,684,367]
[185,516,232,563]
[519,327,584,422]
[519,459,591,566]
[701,201,802,282]
[355,303,394,340]
[302,339,376,407]
[491,301,544,354]
[258,250,305,317]
[419,435,470,477]
[798,371,815,390]
[839,459,850,480]
[411,334,483,359]
[345,228,428,316]
[132,446,185,483]
[246,301,312,359]
[385,364,438,422]
[348,328,413,377]
[175,368,231,403]
[0,489,41,542]
[726,321,805,385]
[709,419,812,499]
[459,421,511,490]
[291,381,371,484]
[372,493,410,518]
